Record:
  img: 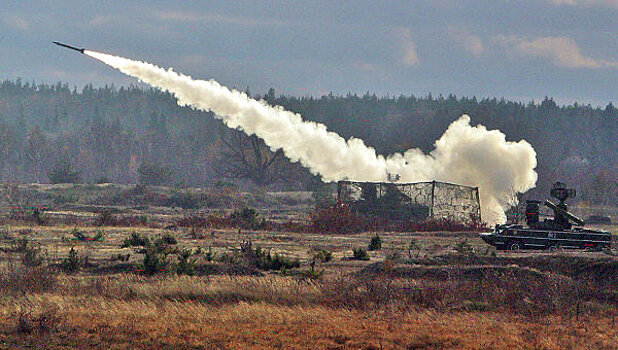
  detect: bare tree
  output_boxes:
[214,129,290,187]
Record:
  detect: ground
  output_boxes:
[0,185,616,349]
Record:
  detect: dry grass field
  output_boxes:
[0,186,616,349]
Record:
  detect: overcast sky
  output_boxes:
[1,0,616,106]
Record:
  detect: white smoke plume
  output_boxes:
[85,50,537,224]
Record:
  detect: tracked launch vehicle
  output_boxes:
[480,182,611,251]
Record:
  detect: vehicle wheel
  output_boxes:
[509,243,520,251]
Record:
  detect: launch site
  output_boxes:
[1,1,616,349]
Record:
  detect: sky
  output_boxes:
[1,0,616,107]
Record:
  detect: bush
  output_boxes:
[195,246,216,262]
[95,210,117,226]
[110,253,131,262]
[48,158,81,184]
[402,218,486,232]
[165,191,200,209]
[121,232,179,275]
[95,176,111,184]
[10,238,30,253]
[52,192,79,204]
[314,249,333,262]
[0,225,11,240]
[310,179,334,208]
[0,265,57,294]
[299,259,325,280]
[61,247,81,273]
[176,214,232,229]
[230,240,301,271]
[141,248,169,275]
[229,207,264,230]
[175,249,196,275]
[20,241,45,268]
[137,161,173,186]
[453,239,475,257]
[158,233,177,245]
[310,202,368,234]
[407,239,422,260]
[256,249,301,270]
[121,232,150,248]
[368,234,382,251]
[71,228,105,241]
[352,247,370,261]
[16,303,62,334]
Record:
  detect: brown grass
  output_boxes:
[0,264,616,348]
[0,290,616,349]
[0,205,616,349]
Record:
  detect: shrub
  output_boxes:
[299,258,325,280]
[48,158,81,184]
[52,193,79,204]
[0,265,57,294]
[95,176,111,184]
[176,214,232,229]
[10,238,30,253]
[121,232,179,275]
[256,249,301,270]
[158,233,177,245]
[201,246,215,262]
[188,227,208,239]
[310,180,334,208]
[110,253,131,262]
[141,247,169,275]
[93,231,105,241]
[310,202,368,234]
[116,215,150,227]
[0,225,11,240]
[402,218,484,232]
[121,232,150,248]
[71,228,105,242]
[16,303,62,334]
[61,247,81,273]
[314,249,333,262]
[232,240,300,271]
[352,247,370,261]
[95,210,117,226]
[453,239,475,257]
[229,207,264,230]
[368,234,382,251]
[137,161,173,186]
[21,241,45,268]
[165,191,200,209]
[175,249,196,275]
[407,239,422,260]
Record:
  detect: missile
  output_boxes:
[52,41,85,54]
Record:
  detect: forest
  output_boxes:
[0,79,615,205]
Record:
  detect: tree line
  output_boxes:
[0,79,615,205]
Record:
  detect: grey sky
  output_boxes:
[1,0,616,106]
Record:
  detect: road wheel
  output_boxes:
[509,243,520,251]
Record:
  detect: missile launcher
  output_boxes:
[480,182,611,251]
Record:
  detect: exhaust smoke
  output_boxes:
[84,50,537,224]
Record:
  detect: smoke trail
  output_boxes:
[85,50,537,224]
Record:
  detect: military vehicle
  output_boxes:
[480,182,612,251]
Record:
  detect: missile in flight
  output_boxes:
[52,41,85,54]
